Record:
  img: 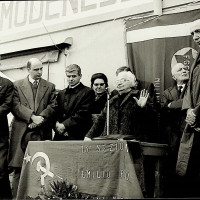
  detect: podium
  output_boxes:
[16,140,168,199]
[140,142,168,198]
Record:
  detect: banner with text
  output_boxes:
[17,141,143,199]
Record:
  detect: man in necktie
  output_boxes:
[8,58,57,198]
[161,63,189,197]
[176,19,200,197]
[53,64,95,140]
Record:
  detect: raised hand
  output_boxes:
[133,89,149,108]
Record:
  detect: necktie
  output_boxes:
[32,80,38,98]
[178,85,183,98]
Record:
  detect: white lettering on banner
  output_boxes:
[0,0,134,31]
[81,142,129,153]
[120,170,130,181]
[81,170,111,179]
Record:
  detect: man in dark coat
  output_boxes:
[53,64,95,140]
[0,76,13,199]
[8,58,57,198]
[161,63,189,197]
[176,19,200,197]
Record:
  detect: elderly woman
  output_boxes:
[84,71,150,140]
[91,73,108,114]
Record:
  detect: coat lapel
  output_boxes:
[170,86,179,100]
[35,78,48,112]
[20,77,35,111]
[187,51,200,107]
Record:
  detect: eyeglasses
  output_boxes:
[93,83,105,87]
[115,78,129,84]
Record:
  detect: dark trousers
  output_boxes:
[0,136,12,199]
[12,168,21,199]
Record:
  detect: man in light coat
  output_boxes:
[176,19,200,197]
[8,58,57,198]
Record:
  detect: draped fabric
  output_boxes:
[125,9,200,96]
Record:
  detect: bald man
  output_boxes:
[8,58,57,198]
[161,63,189,198]
[176,19,200,197]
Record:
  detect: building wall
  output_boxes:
[1,0,200,91]
[2,19,126,90]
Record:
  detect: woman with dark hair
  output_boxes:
[90,73,108,117]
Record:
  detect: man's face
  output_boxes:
[66,70,81,87]
[172,64,189,82]
[92,78,106,95]
[28,60,43,80]
[191,29,200,47]
[116,73,135,94]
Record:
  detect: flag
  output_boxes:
[126,9,200,97]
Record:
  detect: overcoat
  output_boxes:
[86,90,155,140]
[0,77,13,199]
[54,83,95,140]
[0,77,14,136]
[176,51,200,176]
[8,77,57,168]
[161,84,187,151]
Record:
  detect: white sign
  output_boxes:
[0,0,152,33]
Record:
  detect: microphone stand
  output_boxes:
[106,88,110,136]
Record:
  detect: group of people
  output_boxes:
[0,19,200,199]
[1,59,154,199]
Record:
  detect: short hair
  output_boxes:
[27,58,42,70]
[116,66,132,76]
[190,19,200,35]
[90,73,108,88]
[171,63,188,76]
[117,71,136,87]
[65,64,81,76]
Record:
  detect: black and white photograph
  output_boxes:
[1,0,200,199]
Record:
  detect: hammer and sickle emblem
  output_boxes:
[31,152,54,185]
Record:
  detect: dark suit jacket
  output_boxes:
[54,83,95,140]
[161,84,187,151]
[0,77,13,199]
[0,77,14,136]
[9,77,57,167]
[92,93,107,114]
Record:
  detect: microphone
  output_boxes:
[105,87,111,95]
[105,87,111,100]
